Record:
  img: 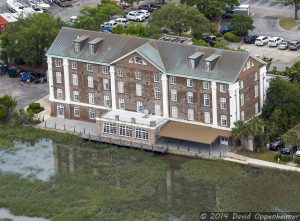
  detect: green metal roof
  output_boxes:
[47,27,263,83]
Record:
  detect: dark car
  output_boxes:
[138,5,154,12]
[221,25,233,34]
[202,35,216,47]
[269,138,284,151]
[244,35,258,44]
[289,40,300,50]
[280,146,298,155]
[149,3,162,8]
[222,10,234,18]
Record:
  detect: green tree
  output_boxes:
[282,60,300,82]
[262,78,300,138]
[0,95,17,122]
[73,1,123,31]
[112,24,124,34]
[230,14,254,36]
[149,4,210,36]
[261,56,273,72]
[0,14,65,66]
[277,0,300,20]
[282,129,300,147]
[181,0,239,18]
[231,120,248,148]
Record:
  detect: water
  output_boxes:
[0,208,49,221]
[0,139,300,220]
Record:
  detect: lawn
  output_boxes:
[237,149,289,165]
[279,18,300,30]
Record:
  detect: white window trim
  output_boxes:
[88,76,94,88]
[74,107,80,117]
[87,63,93,72]
[71,61,77,70]
[187,79,193,87]
[170,76,176,85]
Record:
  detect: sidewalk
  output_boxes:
[224,152,300,173]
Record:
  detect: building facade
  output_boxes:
[47,27,267,148]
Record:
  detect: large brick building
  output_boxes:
[46,27,267,148]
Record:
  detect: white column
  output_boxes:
[109,65,116,110]
[47,56,54,100]
[161,74,169,118]
[259,66,267,110]
[63,58,71,103]
[229,82,240,128]
[211,81,218,127]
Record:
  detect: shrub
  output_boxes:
[224,32,240,42]
[192,39,210,47]
[293,157,300,164]
[273,153,281,161]
[28,102,44,114]
[281,154,293,162]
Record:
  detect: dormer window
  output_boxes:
[188,52,203,69]
[189,59,195,69]
[75,42,80,52]
[205,62,211,71]
[89,44,95,54]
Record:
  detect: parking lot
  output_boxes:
[0,75,49,110]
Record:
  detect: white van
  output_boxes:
[268,37,283,47]
[115,18,130,27]
[255,36,269,46]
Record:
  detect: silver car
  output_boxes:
[278,41,290,50]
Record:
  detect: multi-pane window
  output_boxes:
[89,109,96,119]
[255,85,259,98]
[134,56,142,64]
[204,94,210,106]
[119,98,125,110]
[88,93,94,104]
[254,72,258,81]
[117,69,124,77]
[187,79,193,87]
[240,80,244,89]
[170,76,176,85]
[89,44,95,54]
[72,74,78,86]
[204,112,210,124]
[56,72,62,83]
[221,115,227,127]
[241,111,245,121]
[118,81,124,93]
[255,102,259,114]
[71,61,77,70]
[203,81,210,90]
[155,104,161,116]
[103,79,110,90]
[171,89,177,101]
[136,101,143,112]
[57,88,63,99]
[87,63,93,72]
[55,59,61,67]
[220,97,226,110]
[74,42,80,52]
[88,76,94,88]
[204,62,211,71]
[240,93,245,106]
[171,106,178,118]
[74,107,80,117]
[154,87,160,99]
[119,125,132,137]
[73,91,79,102]
[135,128,149,140]
[187,92,193,104]
[188,109,194,121]
[154,74,159,82]
[104,95,110,107]
[135,71,141,80]
[136,84,142,96]
[103,123,116,134]
[102,66,109,74]
[220,84,226,93]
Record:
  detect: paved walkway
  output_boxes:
[225,152,300,173]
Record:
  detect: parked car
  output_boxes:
[280,146,298,155]
[269,138,284,151]
[244,35,258,44]
[221,25,233,34]
[255,36,269,46]
[202,35,216,47]
[148,3,162,9]
[116,0,130,9]
[278,40,290,50]
[101,20,118,29]
[138,5,154,12]
[294,150,300,157]
[126,11,145,22]
[138,10,150,18]
[288,40,300,50]
[268,37,283,47]
[222,10,234,19]
[115,18,131,27]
